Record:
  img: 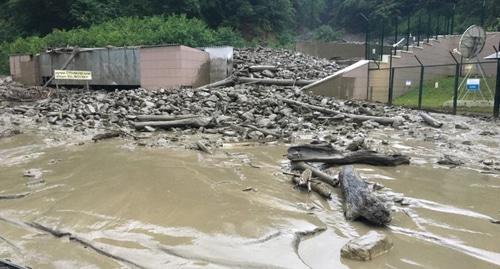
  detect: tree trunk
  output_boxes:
[339,166,392,226]
[133,117,212,129]
[279,98,398,125]
[249,65,278,72]
[288,145,410,166]
[237,77,316,86]
[134,114,198,122]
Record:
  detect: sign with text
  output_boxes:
[466,79,480,91]
[54,70,92,80]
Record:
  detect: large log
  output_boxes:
[279,98,397,125]
[135,114,198,122]
[420,112,443,128]
[288,145,410,166]
[249,65,278,72]
[339,166,392,226]
[237,77,316,86]
[133,117,212,129]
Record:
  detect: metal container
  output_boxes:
[201,46,233,83]
[39,47,141,86]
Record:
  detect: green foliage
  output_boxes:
[313,25,343,42]
[0,15,244,74]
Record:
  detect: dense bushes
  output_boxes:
[0,15,244,74]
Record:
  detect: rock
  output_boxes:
[346,137,365,151]
[341,231,393,261]
[23,169,43,179]
[257,118,272,128]
[482,159,494,166]
[438,155,464,166]
[261,70,275,78]
[455,123,470,130]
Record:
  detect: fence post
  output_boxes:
[494,46,500,118]
[449,51,460,115]
[388,68,395,105]
[406,16,410,51]
[380,22,385,61]
[414,55,425,109]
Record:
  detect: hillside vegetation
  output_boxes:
[0,0,498,74]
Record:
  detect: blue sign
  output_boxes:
[466,79,480,91]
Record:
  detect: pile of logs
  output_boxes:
[285,143,411,226]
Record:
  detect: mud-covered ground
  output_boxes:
[1,47,499,268]
[1,97,499,268]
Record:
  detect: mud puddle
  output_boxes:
[0,133,499,269]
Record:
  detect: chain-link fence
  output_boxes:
[388,60,499,116]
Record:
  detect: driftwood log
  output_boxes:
[288,171,333,199]
[339,166,392,226]
[420,112,443,128]
[133,117,212,129]
[237,77,316,86]
[242,124,282,138]
[288,144,410,166]
[279,98,398,125]
[92,131,121,142]
[249,65,278,72]
[135,114,199,122]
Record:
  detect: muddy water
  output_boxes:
[0,133,499,269]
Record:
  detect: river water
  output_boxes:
[0,130,499,269]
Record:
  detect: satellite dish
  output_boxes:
[458,25,486,59]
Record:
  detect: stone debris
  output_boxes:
[341,231,393,261]
[233,47,341,80]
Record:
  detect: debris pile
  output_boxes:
[4,85,414,146]
[0,76,54,102]
[233,47,341,80]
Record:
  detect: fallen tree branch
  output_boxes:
[339,166,392,226]
[292,161,338,187]
[195,76,236,90]
[291,173,333,199]
[420,112,443,128]
[0,192,31,200]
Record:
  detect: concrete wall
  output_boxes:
[9,54,40,86]
[140,45,210,89]
[304,60,369,100]
[296,41,392,60]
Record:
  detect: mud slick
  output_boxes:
[1,48,500,268]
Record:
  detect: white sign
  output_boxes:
[435,82,439,89]
[54,70,92,80]
[466,78,480,91]
[405,80,412,86]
